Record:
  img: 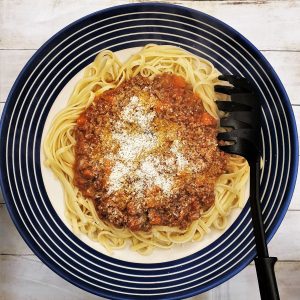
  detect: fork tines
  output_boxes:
[215,74,261,160]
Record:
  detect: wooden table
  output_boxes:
[0,1,299,299]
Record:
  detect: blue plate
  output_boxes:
[0,3,298,299]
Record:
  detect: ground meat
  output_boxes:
[73,73,229,231]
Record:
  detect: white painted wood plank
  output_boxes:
[0,0,300,51]
[294,106,300,130]
[0,0,128,49]
[0,1,299,299]
[263,51,300,105]
[0,103,5,120]
[0,50,35,103]
[1,255,299,300]
[0,204,33,255]
[1,203,300,260]
[0,50,299,105]
[268,209,300,260]
[182,0,300,51]
[225,262,300,300]
[0,192,3,204]
[289,160,300,210]
[293,105,300,150]
[0,255,103,300]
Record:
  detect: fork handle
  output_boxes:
[250,160,280,299]
[255,257,280,300]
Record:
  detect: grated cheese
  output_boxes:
[108,161,130,193]
[107,95,189,196]
[170,140,189,171]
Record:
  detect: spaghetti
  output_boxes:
[44,44,249,254]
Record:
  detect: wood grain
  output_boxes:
[1,254,300,300]
[0,0,299,299]
[0,103,5,119]
[263,51,300,106]
[1,0,300,51]
[291,161,300,210]
[0,50,34,105]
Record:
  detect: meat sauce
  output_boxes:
[74,73,229,231]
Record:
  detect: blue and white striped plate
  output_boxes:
[0,3,298,299]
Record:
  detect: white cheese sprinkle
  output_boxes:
[121,95,155,129]
[113,131,157,161]
[107,95,189,197]
[171,140,189,170]
[108,161,130,193]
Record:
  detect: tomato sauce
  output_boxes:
[74,73,228,231]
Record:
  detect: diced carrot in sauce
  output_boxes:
[199,112,216,126]
[75,177,87,185]
[103,90,115,102]
[172,75,186,88]
[82,169,93,179]
[145,198,156,208]
[155,101,171,113]
[155,101,164,113]
[77,115,87,126]
[105,95,114,102]
[148,210,162,225]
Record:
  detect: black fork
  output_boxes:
[215,75,280,300]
